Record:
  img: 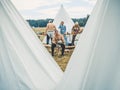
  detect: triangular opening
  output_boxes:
[34,5,86,71]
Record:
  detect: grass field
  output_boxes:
[32,27,74,71]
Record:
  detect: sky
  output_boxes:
[11,0,97,19]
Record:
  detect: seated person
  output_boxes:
[51,30,65,56]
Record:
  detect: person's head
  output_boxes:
[61,21,64,25]
[75,22,79,25]
[54,30,59,36]
[49,20,52,23]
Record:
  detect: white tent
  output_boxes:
[43,5,74,44]
[55,0,120,90]
[0,0,63,90]
[53,5,74,33]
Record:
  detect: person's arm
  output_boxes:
[80,28,83,33]
[52,36,56,44]
[64,26,66,34]
[53,24,57,30]
[78,26,80,33]
[45,24,49,35]
[61,35,65,44]
[71,26,74,34]
[58,25,61,29]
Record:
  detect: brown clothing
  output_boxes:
[71,25,80,35]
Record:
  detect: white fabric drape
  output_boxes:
[0,0,63,90]
[55,0,120,90]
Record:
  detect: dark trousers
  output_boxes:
[47,34,52,44]
[72,35,76,45]
[51,43,65,56]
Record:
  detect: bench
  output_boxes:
[44,44,75,55]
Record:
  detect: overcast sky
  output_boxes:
[11,0,97,19]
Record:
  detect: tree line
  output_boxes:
[27,15,90,28]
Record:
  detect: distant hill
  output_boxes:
[27,15,90,28]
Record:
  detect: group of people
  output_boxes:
[45,20,83,56]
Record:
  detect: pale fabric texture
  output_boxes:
[0,0,63,90]
[55,0,120,90]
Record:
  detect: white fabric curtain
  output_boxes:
[0,0,63,90]
[55,0,120,90]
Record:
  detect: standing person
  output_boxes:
[58,21,68,45]
[71,22,81,45]
[51,30,65,56]
[45,20,56,44]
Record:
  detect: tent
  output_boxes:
[55,0,120,90]
[53,5,74,33]
[43,5,74,44]
[0,0,63,90]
